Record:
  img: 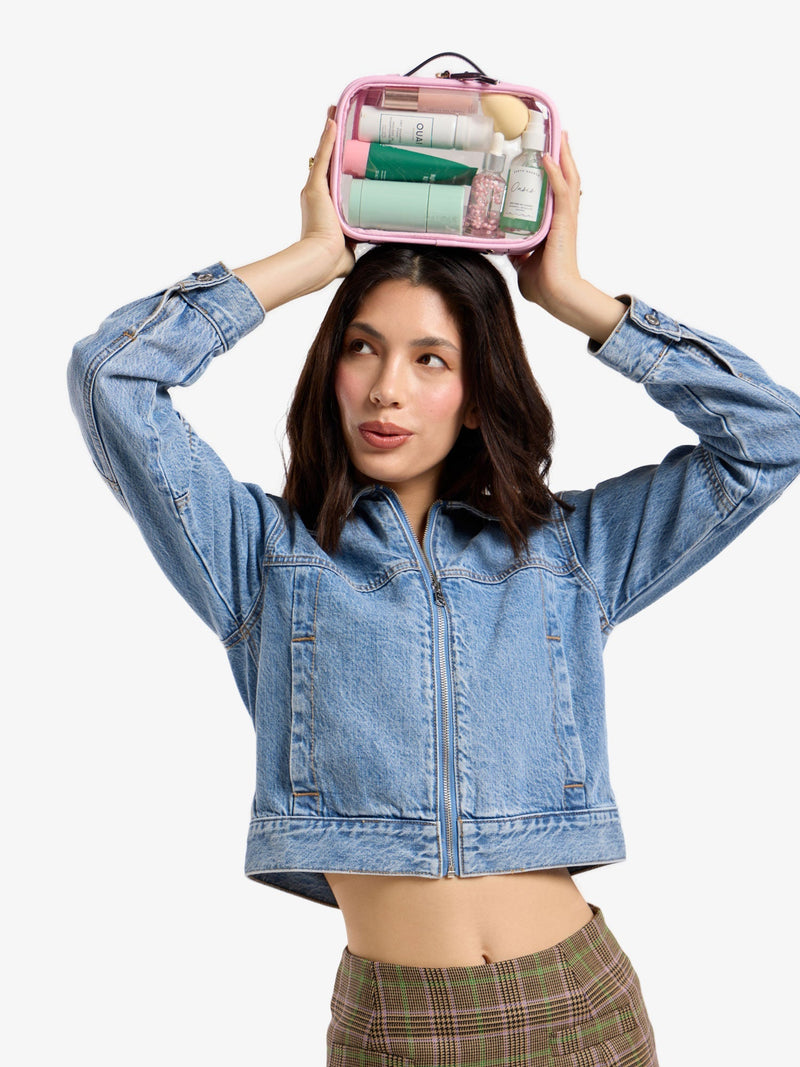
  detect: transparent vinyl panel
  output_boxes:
[335,82,553,249]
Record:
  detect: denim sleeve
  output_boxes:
[558,297,800,629]
[67,262,275,642]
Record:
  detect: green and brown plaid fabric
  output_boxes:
[327,907,657,1066]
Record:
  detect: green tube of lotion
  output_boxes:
[343,139,477,186]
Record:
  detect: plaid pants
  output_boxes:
[327,907,658,1066]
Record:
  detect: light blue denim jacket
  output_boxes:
[68,262,800,907]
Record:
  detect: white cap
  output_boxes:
[485,132,506,172]
[521,110,546,151]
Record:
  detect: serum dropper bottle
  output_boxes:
[499,111,547,235]
[463,132,507,238]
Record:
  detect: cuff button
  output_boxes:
[644,312,659,326]
[196,272,214,282]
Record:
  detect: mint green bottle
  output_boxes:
[348,179,468,234]
[499,111,548,235]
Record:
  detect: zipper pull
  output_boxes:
[432,576,445,606]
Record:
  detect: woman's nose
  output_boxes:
[369,359,404,407]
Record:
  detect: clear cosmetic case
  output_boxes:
[330,53,561,254]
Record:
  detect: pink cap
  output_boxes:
[417,87,479,115]
[342,139,370,178]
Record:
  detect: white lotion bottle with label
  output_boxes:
[499,111,547,234]
[357,106,494,151]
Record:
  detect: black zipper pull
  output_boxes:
[432,576,445,606]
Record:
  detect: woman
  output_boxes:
[68,118,800,1066]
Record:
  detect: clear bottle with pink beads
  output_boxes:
[463,132,507,238]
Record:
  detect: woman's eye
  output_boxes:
[418,353,447,368]
[346,338,375,355]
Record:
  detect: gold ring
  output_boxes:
[308,156,315,171]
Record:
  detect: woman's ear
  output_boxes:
[463,403,480,431]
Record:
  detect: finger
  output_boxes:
[541,152,570,201]
[306,118,337,187]
[542,146,581,218]
[311,118,334,170]
[558,132,581,196]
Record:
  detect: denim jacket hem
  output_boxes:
[245,810,626,907]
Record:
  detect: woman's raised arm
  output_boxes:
[513,139,800,629]
[67,117,354,644]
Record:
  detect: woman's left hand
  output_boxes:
[509,132,583,314]
[510,134,627,345]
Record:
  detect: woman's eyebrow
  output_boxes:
[410,335,459,351]
[346,321,459,350]
[346,321,383,340]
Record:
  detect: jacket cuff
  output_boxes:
[588,295,685,383]
[175,262,266,351]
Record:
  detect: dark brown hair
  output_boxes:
[284,244,566,554]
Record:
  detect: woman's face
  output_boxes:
[335,279,479,523]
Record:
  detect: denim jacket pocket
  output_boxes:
[330,1043,414,1067]
[539,570,587,809]
[289,565,324,815]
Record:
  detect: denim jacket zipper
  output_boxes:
[428,566,460,878]
[393,497,461,878]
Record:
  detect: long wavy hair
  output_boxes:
[284,244,566,555]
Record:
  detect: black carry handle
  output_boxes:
[403,53,498,84]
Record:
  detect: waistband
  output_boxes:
[328,905,658,1064]
[330,905,633,1038]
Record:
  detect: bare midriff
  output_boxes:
[323,869,593,967]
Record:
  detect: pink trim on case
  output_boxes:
[330,73,561,254]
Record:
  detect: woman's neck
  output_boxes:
[392,486,437,546]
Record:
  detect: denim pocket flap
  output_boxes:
[552,1006,637,1057]
[330,1043,414,1067]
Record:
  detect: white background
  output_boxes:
[3,2,798,1064]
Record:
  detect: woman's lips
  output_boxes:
[358,421,413,450]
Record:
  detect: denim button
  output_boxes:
[196,272,214,282]
[645,312,659,326]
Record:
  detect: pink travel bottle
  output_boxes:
[464,133,507,238]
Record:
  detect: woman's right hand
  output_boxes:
[232,113,354,312]
[299,114,355,285]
